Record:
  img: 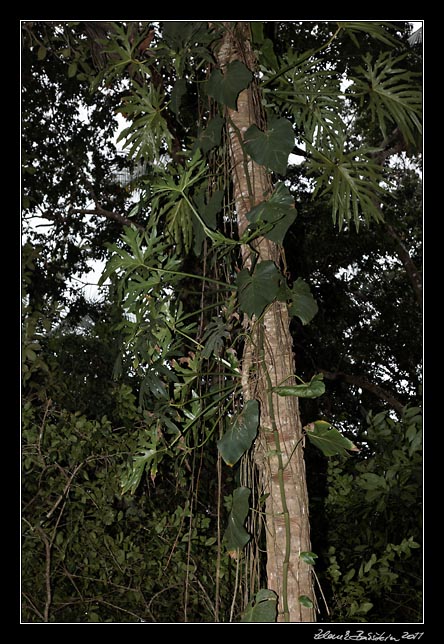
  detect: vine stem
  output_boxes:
[258,323,292,622]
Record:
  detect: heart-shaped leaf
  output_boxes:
[287,278,318,325]
[241,589,278,622]
[246,182,296,244]
[207,60,252,110]
[244,117,294,175]
[223,486,251,552]
[197,115,224,153]
[217,399,259,467]
[236,260,282,318]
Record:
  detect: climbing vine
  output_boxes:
[22,19,422,622]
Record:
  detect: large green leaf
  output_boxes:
[197,115,224,154]
[223,486,251,552]
[117,83,172,163]
[286,278,318,325]
[217,399,259,467]
[338,22,402,49]
[304,420,359,457]
[273,373,325,399]
[246,182,296,244]
[236,260,282,318]
[241,589,278,622]
[207,60,252,110]
[243,116,294,175]
[350,52,422,146]
[308,140,385,230]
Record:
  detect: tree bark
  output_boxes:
[215,22,315,622]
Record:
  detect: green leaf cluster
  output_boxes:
[322,407,422,622]
[22,20,422,624]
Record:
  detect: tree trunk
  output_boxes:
[215,22,315,622]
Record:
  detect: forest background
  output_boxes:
[21,19,423,625]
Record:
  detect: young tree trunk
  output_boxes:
[215,22,316,622]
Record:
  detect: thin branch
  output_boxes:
[319,369,405,414]
[38,398,52,456]
[371,127,406,165]
[46,461,83,519]
[46,454,111,519]
[35,527,52,622]
[386,224,422,312]
[22,592,45,622]
[291,145,310,159]
[69,205,146,232]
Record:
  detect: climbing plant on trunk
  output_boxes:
[213,22,315,621]
[24,20,421,622]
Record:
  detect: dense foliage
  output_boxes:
[21,20,422,623]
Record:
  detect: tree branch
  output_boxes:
[35,526,52,622]
[69,205,146,232]
[386,224,422,312]
[371,127,406,165]
[319,369,405,415]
